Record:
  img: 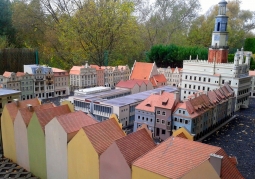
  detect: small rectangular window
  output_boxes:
[157,111,160,115]
[162,129,166,134]
[162,120,165,124]
[179,110,181,113]
[162,111,166,115]
[180,119,183,123]
[156,119,160,123]
[185,120,189,124]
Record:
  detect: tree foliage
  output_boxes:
[244,38,255,54]
[147,44,208,68]
[0,0,254,70]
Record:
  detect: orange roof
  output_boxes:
[16,72,25,77]
[56,111,97,134]
[136,92,175,112]
[69,66,84,75]
[18,103,55,126]
[3,71,12,78]
[5,98,41,122]
[114,129,156,167]
[176,132,188,139]
[116,80,138,89]
[150,74,167,87]
[83,118,125,155]
[249,70,255,76]
[133,137,244,179]
[130,62,154,80]
[34,105,71,132]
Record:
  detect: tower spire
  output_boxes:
[208,0,229,63]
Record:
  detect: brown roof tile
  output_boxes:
[56,111,97,134]
[136,92,175,112]
[16,72,25,77]
[130,62,154,80]
[19,103,55,126]
[115,129,156,167]
[5,98,41,122]
[133,137,244,179]
[83,118,125,155]
[34,105,71,132]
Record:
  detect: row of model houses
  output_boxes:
[133,83,236,140]
[1,98,243,179]
[0,65,70,100]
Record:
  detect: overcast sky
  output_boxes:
[199,0,255,14]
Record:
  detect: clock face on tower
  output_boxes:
[214,34,220,41]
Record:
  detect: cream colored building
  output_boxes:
[69,62,97,90]
[158,67,182,87]
[0,89,21,116]
[103,65,130,88]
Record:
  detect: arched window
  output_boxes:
[217,22,220,31]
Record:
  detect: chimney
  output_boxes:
[160,90,164,95]
[209,153,223,177]
[174,91,180,103]
[27,104,33,112]
[13,99,19,107]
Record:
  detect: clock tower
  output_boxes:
[208,0,229,63]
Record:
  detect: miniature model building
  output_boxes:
[180,0,252,111]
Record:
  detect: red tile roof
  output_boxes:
[5,98,41,122]
[150,74,167,87]
[83,118,125,155]
[56,111,97,134]
[130,62,154,80]
[69,66,84,75]
[52,68,66,73]
[16,72,25,77]
[131,79,150,86]
[34,105,71,132]
[136,92,175,112]
[116,80,138,89]
[133,137,244,179]
[19,103,55,126]
[114,129,156,167]
[3,71,12,78]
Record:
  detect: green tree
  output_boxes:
[244,38,255,54]
[0,0,15,45]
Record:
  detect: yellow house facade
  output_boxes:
[132,166,168,179]
[1,98,40,162]
[172,127,194,141]
[68,117,125,179]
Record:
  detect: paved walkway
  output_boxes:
[203,98,255,179]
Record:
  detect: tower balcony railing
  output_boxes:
[209,45,229,49]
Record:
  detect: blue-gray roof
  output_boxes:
[101,86,178,107]
[24,64,52,75]
[0,88,21,96]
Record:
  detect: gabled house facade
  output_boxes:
[27,105,71,179]
[100,128,156,179]
[1,98,40,162]
[17,72,34,100]
[134,91,179,140]
[68,116,125,179]
[45,111,97,179]
[14,103,54,171]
